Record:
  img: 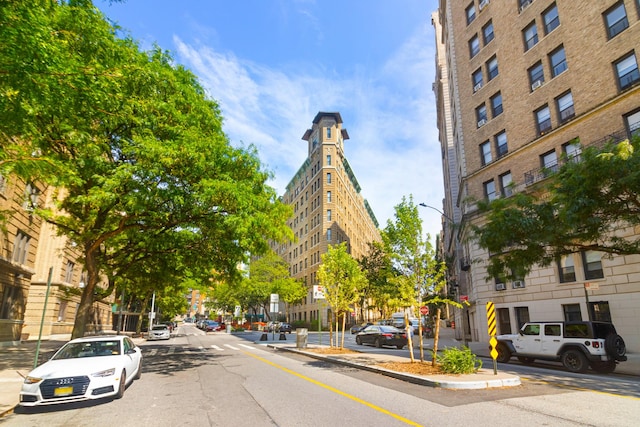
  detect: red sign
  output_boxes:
[420,306,429,315]
[460,295,469,302]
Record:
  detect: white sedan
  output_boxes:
[19,335,142,406]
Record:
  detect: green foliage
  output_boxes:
[474,135,640,280]
[318,243,367,315]
[438,346,482,374]
[1,1,293,338]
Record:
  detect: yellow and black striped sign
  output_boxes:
[487,301,498,360]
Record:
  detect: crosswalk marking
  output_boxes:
[148,349,158,356]
[238,344,255,350]
[211,345,224,351]
[224,344,239,350]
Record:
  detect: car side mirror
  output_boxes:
[519,330,524,336]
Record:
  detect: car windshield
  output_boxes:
[53,340,121,359]
[152,325,168,331]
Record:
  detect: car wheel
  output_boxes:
[590,360,616,374]
[375,338,382,348]
[355,336,362,345]
[116,370,126,399]
[605,334,626,361]
[134,361,142,380]
[517,356,535,365]
[562,349,588,373]
[495,343,511,363]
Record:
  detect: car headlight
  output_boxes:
[24,376,43,385]
[91,368,116,378]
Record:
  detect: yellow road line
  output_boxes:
[242,351,424,427]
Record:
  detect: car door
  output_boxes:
[122,338,139,377]
[361,326,378,344]
[541,323,563,355]
[513,323,542,354]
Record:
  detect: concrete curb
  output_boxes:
[269,344,521,390]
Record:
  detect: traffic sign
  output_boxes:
[420,306,429,315]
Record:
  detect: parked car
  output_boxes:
[203,320,221,332]
[350,322,373,334]
[19,335,142,406]
[277,323,292,333]
[148,324,170,340]
[355,325,408,349]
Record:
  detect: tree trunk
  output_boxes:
[71,247,100,339]
[340,312,347,349]
[136,294,151,335]
[432,308,442,367]
[406,313,415,362]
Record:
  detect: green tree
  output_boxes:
[382,195,430,361]
[1,1,292,338]
[318,243,367,348]
[358,241,396,319]
[473,135,640,281]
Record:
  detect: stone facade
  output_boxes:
[276,112,381,325]
[437,0,640,351]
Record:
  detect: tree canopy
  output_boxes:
[1,0,293,338]
[473,135,640,281]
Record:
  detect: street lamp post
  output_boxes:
[418,203,455,225]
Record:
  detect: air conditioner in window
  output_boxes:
[479,0,489,11]
[519,0,533,13]
[495,283,506,291]
[512,280,526,289]
[477,118,487,127]
[473,82,483,92]
[531,80,543,91]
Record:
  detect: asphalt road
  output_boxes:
[3,324,638,427]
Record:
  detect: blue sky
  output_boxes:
[97,0,443,238]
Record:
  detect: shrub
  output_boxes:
[438,346,482,374]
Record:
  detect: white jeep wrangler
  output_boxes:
[495,321,627,373]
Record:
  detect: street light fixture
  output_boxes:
[419,203,455,225]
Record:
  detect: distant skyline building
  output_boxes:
[274,112,381,325]
[435,0,640,351]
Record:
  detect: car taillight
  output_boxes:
[382,333,393,338]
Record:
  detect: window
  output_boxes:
[541,150,558,174]
[326,127,332,138]
[327,210,331,221]
[545,324,561,336]
[615,53,640,90]
[528,62,544,88]
[327,191,331,203]
[326,172,331,184]
[484,179,497,201]
[558,255,576,283]
[65,261,75,283]
[472,68,483,91]
[466,3,476,25]
[605,2,629,39]
[590,301,611,322]
[549,46,567,77]
[519,0,533,12]
[483,20,494,45]
[523,22,538,51]
[536,105,552,135]
[625,109,640,137]
[582,251,604,279]
[23,182,39,211]
[57,300,68,322]
[469,35,480,58]
[326,154,331,165]
[0,285,21,319]
[476,104,487,125]
[495,131,508,157]
[500,172,513,197]
[326,228,332,242]
[556,91,575,123]
[515,306,530,329]
[563,140,582,162]
[543,3,560,34]
[487,56,499,80]
[12,231,30,265]
[480,141,492,165]
[490,92,503,117]
[498,308,512,334]
[0,174,6,195]
[522,324,540,336]
[563,304,582,322]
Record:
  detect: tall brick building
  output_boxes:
[435,0,640,351]
[275,112,381,325]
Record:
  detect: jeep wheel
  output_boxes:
[590,361,616,374]
[496,343,511,363]
[605,334,626,361]
[517,357,535,365]
[561,350,588,373]
[356,336,362,345]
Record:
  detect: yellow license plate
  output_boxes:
[54,386,74,396]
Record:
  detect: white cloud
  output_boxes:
[172,20,445,239]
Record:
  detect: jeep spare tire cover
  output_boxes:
[605,334,626,360]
